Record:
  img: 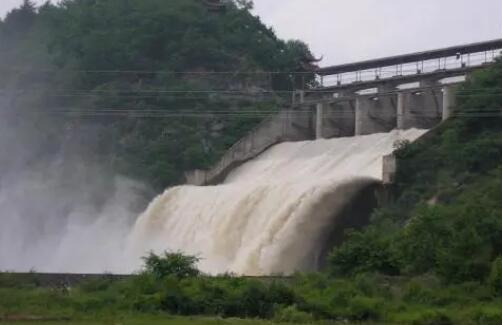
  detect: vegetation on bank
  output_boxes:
[2,252,502,324]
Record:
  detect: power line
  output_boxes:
[4,86,502,96]
[9,106,502,119]
[0,52,494,75]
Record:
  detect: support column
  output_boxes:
[316,103,324,139]
[397,92,406,129]
[355,97,365,136]
[442,85,457,121]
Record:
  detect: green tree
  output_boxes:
[143,251,200,279]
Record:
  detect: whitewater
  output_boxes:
[126,129,426,276]
[0,128,426,274]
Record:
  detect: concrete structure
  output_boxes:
[442,84,458,121]
[396,87,442,130]
[316,99,355,139]
[186,108,314,185]
[382,154,397,185]
[317,38,502,78]
[315,103,324,139]
[355,93,397,135]
[186,39,502,186]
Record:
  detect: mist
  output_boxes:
[0,97,149,274]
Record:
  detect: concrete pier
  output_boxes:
[442,85,457,121]
[316,103,324,139]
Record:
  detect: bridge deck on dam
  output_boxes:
[318,38,502,76]
[316,38,502,88]
[186,39,502,186]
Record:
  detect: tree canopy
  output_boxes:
[0,0,316,191]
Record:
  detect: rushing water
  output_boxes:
[126,129,427,275]
[0,128,426,274]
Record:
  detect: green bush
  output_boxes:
[130,293,163,313]
[468,306,502,325]
[328,227,400,276]
[143,251,200,279]
[403,281,438,305]
[410,310,453,325]
[78,277,116,293]
[274,305,315,324]
[155,276,296,319]
[488,257,502,296]
[347,296,384,321]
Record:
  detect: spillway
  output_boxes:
[127,129,426,275]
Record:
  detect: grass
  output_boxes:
[2,272,502,325]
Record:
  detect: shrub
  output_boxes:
[328,227,400,276]
[403,281,438,305]
[123,273,159,296]
[78,277,115,293]
[131,293,163,313]
[347,296,384,321]
[143,251,200,279]
[274,305,315,324]
[238,280,274,318]
[268,281,296,306]
[488,257,502,296]
[468,306,502,325]
[410,310,453,325]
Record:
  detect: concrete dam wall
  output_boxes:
[186,83,457,186]
[185,107,314,185]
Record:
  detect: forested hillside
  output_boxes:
[0,0,315,190]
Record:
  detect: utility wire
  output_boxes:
[0,52,494,74]
[4,86,502,96]
[10,106,502,119]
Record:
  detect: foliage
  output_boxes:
[273,305,314,324]
[469,306,502,325]
[143,252,200,279]
[2,267,502,324]
[488,257,502,296]
[0,0,316,191]
[328,227,400,276]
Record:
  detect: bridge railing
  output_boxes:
[317,38,502,88]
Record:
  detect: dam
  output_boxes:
[147,39,502,275]
[1,39,501,275]
[186,38,502,186]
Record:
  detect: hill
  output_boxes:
[0,0,315,191]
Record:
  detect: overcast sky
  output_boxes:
[1,0,501,66]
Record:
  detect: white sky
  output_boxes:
[1,0,502,66]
